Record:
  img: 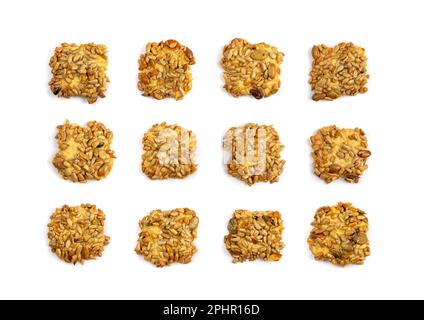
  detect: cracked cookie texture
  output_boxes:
[225,210,284,263]
[221,38,284,99]
[141,122,197,180]
[135,208,199,267]
[52,120,115,183]
[138,39,195,100]
[223,123,285,186]
[309,42,369,101]
[48,204,110,265]
[311,125,371,183]
[49,43,109,104]
[308,202,370,266]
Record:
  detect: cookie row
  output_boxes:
[52,121,372,185]
[48,203,370,267]
[49,39,369,103]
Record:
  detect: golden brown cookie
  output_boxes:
[141,122,197,179]
[223,123,285,186]
[309,42,369,101]
[308,202,370,266]
[135,208,199,267]
[220,38,284,99]
[49,43,109,104]
[48,204,110,264]
[224,210,284,263]
[311,125,371,183]
[52,120,115,183]
[138,39,195,100]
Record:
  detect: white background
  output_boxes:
[0,0,423,300]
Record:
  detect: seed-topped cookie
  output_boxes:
[224,210,284,263]
[138,40,195,100]
[52,120,115,183]
[311,125,371,183]
[48,204,110,264]
[221,38,284,99]
[49,43,109,104]
[141,122,197,179]
[308,202,370,266]
[223,123,285,186]
[135,208,199,267]
[309,42,369,101]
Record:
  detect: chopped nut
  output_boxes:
[135,208,199,267]
[311,125,370,183]
[308,202,370,266]
[309,42,369,101]
[221,38,284,99]
[49,43,109,104]
[138,40,195,100]
[224,210,284,263]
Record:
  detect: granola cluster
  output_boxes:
[138,40,195,100]
[221,38,284,99]
[224,210,284,263]
[49,43,109,104]
[308,203,370,266]
[309,42,369,101]
[135,208,199,267]
[48,204,110,264]
[52,120,115,183]
[141,122,197,180]
[223,123,285,186]
[311,125,371,183]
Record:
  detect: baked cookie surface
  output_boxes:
[221,38,284,99]
[224,210,284,263]
[142,122,197,179]
[135,208,199,267]
[308,202,370,266]
[309,42,369,101]
[52,120,115,183]
[49,43,109,104]
[48,204,110,264]
[138,39,195,100]
[311,125,371,183]
[223,123,285,186]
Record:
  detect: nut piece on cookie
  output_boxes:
[220,38,284,99]
[138,39,195,100]
[135,208,199,267]
[48,204,110,264]
[308,202,370,266]
[141,122,197,179]
[223,123,285,186]
[224,210,284,263]
[49,43,109,104]
[311,125,371,183]
[52,120,115,183]
[309,42,369,101]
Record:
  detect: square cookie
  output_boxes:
[225,210,284,263]
[223,123,285,186]
[141,122,197,179]
[52,120,115,183]
[221,38,284,99]
[308,202,370,266]
[309,42,369,101]
[48,204,110,265]
[311,125,371,183]
[49,43,109,104]
[135,208,199,267]
[138,39,195,100]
